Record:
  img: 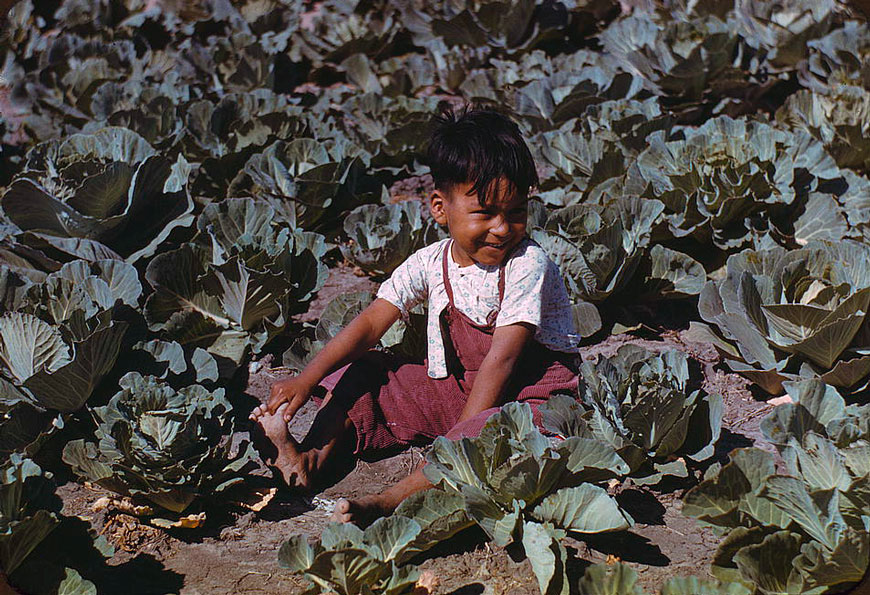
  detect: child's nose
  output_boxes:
[490,214,509,235]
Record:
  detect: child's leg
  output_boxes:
[251,399,357,491]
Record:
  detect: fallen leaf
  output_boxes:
[92,496,154,516]
[767,394,793,406]
[151,512,206,529]
[238,487,277,512]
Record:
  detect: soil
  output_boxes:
[31,264,828,595]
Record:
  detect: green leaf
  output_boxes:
[57,568,97,595]
[577,562,645,595]
[658,576,751,595]
[0,313,71,383]
[733,531,807,595]
[522,521,568,595]
[531,485,632,533]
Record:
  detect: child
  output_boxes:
[249,107,579,526]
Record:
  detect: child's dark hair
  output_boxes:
[426,106,538,206]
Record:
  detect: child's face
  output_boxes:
[430,178,528,267]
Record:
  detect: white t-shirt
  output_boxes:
[377,237,579,378]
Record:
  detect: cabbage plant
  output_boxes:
[341,201,443,278]
[576,561,751,595]
[628,116,840,251]
[530,196,705,336]
[695,240,870,394]
[0,259,137,414]
[803,20,870,91]
[424,401,632,595]
[600,9,737,102]
[62,372,256,514]
[279,489,470,595]
[683,380,870,594]
[144,198,328,375]
[0,127,194,265]
[562,346,722,484]
[280,517,422,595]
[729,0,839,73]
[228,138,372,231]
[776,86,870,174]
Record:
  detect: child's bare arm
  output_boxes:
[266,298,402,420]
[455,322,536,425]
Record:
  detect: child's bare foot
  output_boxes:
[250,403,317,491]
[330,496,394,527]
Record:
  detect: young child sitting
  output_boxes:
[249,106,579,526]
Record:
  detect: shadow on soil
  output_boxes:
[581,531,670,566]
[615,488,667,525]
[10,517,184,595]
[446,585,486,595]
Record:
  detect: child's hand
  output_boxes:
[250,376,315,423]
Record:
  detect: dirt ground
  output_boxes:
[47,262,788,595]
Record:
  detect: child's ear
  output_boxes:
[430,190,448,226]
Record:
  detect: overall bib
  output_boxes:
[320,241,579,460]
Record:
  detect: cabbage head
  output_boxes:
[571,345,722,484]
[340,201,443,278]
[729,0,838,72]
[62,372,255,514]
[228,137,372,231]
[600,9,736,101]
[0,127,193,265]
[283,291,427,373]
[776,86,870,174]
[144,198,328,375]
[530,196,704,335]
[0,259,137,413]
[696,240,870,394]
[629,116,840,251]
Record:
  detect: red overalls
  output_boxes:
[320,241,579,460]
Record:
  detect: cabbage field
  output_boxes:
[1,0,870,593]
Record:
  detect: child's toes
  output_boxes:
[330,498,353,524]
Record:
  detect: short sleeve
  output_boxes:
[495,245,551,329]
[376,250,429,320]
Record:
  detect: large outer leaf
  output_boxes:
[732,531,807,595]
[576,562,644,595]
[522,521,568,595]
[0,313,71,383]
[761,477,844,551]
[392,489,473,564]
[0,455,60,576]
[658,576,751,595]
[683,448,775,526]
[24,321,126,412]
[796,528,868,589]
[361,516,421,563]
[56,568,97,595]
[530,485,632,533]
